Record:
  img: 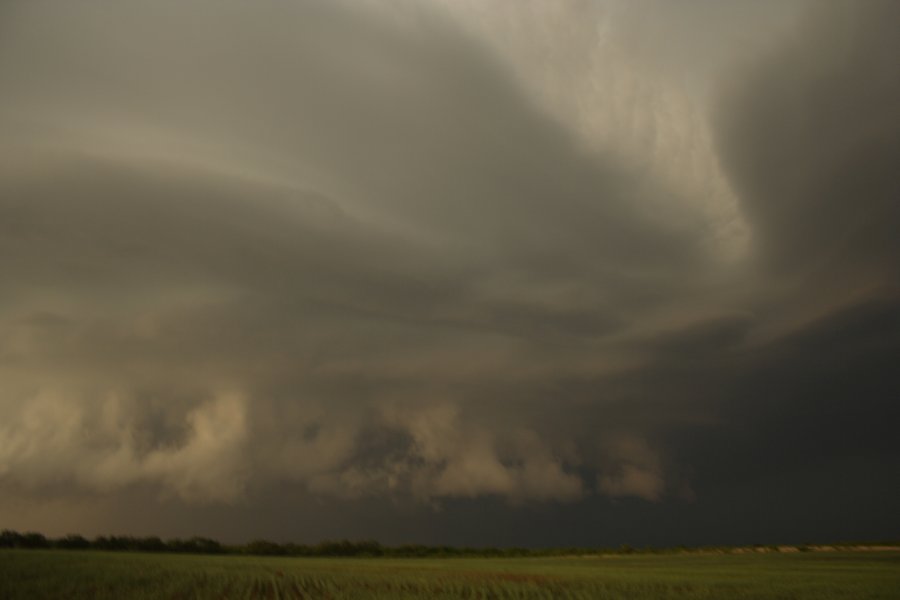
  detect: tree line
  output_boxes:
[0,529,649,557]
[1,529,896,558]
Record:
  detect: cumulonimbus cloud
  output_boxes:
[0,0,897,538]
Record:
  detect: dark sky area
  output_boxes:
[0,0,897,547]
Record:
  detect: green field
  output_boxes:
[1,549,898,599]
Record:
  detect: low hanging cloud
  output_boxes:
[0,388,248,502]
[597,435,665,502]
[0,0,898,543]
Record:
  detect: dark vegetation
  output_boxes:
[1,529,896,558]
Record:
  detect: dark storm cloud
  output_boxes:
[675,0,900,527]
[0,0,699,506]
[0,0,897,545]
[714,0,900,276]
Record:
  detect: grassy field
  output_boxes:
[1,549,898,599]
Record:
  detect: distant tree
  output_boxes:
[57,534,90,550]
[0,530,23,548]
[245,540,286,556]
[20,532,50,549]
[189,537,224,554]
[136,537,167,552]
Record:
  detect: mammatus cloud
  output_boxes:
[0,0,898,544]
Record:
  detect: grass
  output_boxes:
[1,548,898,599]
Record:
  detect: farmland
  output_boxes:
[1,548,898,599]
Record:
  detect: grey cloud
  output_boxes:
[0,0,897,545]
[0,388,248,502]
[596,435,665,502]
[714,0,900,278]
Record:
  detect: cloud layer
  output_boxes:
[0,0,897,544]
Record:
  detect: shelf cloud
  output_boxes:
[0,0,897,545]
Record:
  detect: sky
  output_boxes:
[0,0,898,547]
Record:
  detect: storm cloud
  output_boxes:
[0,0,897,545]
